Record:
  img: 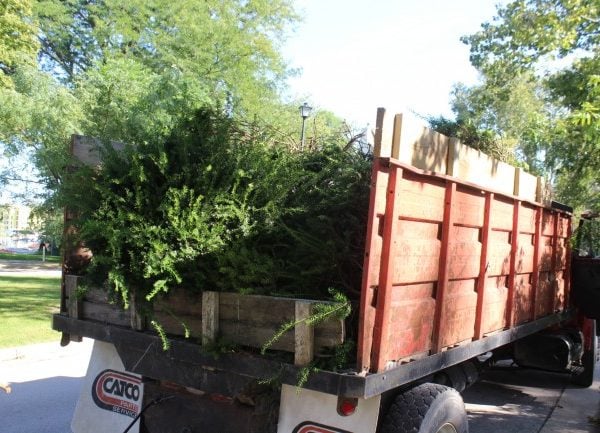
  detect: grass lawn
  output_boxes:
[0,275,61,348]
[0,252,60,263]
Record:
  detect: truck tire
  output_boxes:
[379,383,468,433]
[572,320,598,388]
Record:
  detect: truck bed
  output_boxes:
[54,110,576,399]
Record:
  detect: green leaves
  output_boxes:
[67,110,371,310]
[464,0,599,77]
[457,0,600,211]
[0,0,39,88]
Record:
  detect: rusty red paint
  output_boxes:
[357,158,573,373]
[474,192,493,340]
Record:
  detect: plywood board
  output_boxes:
[514,168,539,202]
[447,138,515,196]
[375,109,547,203]
[395,112,449,173]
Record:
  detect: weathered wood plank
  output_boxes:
[64,275,82,342]
[81,301,130,326]
[396,112,449,173]
[449,138,515,197]
[202,291,219,345]
[294,301,315,366]
[65,275,81,319]
[136,289,345,354]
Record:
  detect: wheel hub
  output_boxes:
[436,423,458,433]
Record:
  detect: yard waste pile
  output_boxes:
[63,110,372,319]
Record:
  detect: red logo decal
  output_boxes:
[292,422,352,433]
[91,369,142,418]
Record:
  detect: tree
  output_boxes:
[0,0,307,206]
[458,0,600,209]
[0,0,38,88]
[33,0,297,120]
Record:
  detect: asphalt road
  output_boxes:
[0,339,598,433]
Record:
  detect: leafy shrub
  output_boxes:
[64,110,372,308]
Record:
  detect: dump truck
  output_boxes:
[52,108,599,433]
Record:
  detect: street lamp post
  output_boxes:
[299,102,312,151]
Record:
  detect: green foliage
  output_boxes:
[63,110,371,311]
[463,0,599,78]
[426,115,510,162]
[573,217,600,257]
[0,0,306,208]
[150,320,170,351]
[455,0,600,210]
[0,0,38,88]
[33,0,297,118]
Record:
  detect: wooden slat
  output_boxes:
[130,292,144,331]
[550,213,560,312]
[474,192,493,340]
[448,139,514,197]
[65,275,81,319]
[294,301,314,366]
[219,292,295,325]
[154,312,203,338]
[563,215,572,309]
[156,290,344,354]
[372,166,403,371]
[82,301,130,326]
[390,114,403,159]
[506,200,521,327]
[515,168,539,202]
[202,291,219,345]
[397,113,449,173]
[431,181,457,353]
[531,207,543,320]
[65,275,82,342]
[373,108,385,157]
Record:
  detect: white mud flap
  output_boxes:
[71,340,144,433]
[277,384,380,433]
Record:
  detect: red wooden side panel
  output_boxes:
[357,160,389,372]
[358,158,573,373]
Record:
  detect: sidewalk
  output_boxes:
[0,338,93,363]
[541,363,600,433]
[0,259,61,277]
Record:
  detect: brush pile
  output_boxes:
[64,110,372,307]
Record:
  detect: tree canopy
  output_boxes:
[0,0,38,88]
[438,0,600,210]
[0,0,311,203]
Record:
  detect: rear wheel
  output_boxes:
[379,383,468,433]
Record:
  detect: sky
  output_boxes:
[282,0,508,127]
[2,0,509,204]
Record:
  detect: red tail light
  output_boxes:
[337,397,358,416]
